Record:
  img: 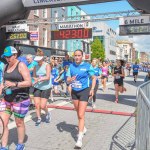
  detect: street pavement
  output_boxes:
[7,71,146,150]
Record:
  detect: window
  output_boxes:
[54,41,58,49]
[33,26,39,46]
[54,11,58,22]
[43,28,47,47]
[42,9,47,18]
[34,10,39,16]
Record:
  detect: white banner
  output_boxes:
[6,24,28,32]
[59,22,90,30]
[22,0,109,7]
[119,15,150,25]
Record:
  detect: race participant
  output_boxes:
[55,65,72,100]
[51,61,61,98]
[63,53,72,68]
[66,49,96,148]
[89,58,102,109]
[144,70,150,82]
[33,49,51,126]
[112,60,125,103]
[132,62,139,82]
[101,61,109,92]
[26,54,38,110]
[0,46,31,150]
[126,63,131,76]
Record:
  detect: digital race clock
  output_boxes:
[51,28,92,40]
[6,32,30,40]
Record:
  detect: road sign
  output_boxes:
[6,24,28,32]
[30,31,39,41]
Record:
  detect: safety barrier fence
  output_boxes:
[136,81,150,150]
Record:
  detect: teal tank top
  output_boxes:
[34,62,51,90]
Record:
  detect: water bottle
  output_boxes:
[5,88,12,95]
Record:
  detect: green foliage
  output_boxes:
[91,37,105,61]
[135,58,140,64]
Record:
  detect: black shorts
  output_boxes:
[114,79,123,86]
[72,88,90,102]
[33,88,51,99]
[133,72,138,76]
[29,87,34,95]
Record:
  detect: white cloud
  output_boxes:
[116,27,150,52]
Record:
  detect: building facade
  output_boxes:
[91,22,117,61]
[140,52,149,63]
[117,40,134,62]
[22,9,51,48]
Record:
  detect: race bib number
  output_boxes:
[102,72,107,75]
[72,81,82,89]
[115,76,120,79]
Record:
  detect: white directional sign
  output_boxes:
[119,15,150,25]
[22,0,113,7]
[6,24,28,32]
[58,22,90,30]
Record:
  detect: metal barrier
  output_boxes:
[136,81,150,150]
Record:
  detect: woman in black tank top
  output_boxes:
[112,60,125,103]
[0,46,31,149]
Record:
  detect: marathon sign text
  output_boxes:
[58,22,90,30]
[119,15,150,25]
[23,0,106,7]
[6,24,28,33]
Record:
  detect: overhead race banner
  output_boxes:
[58,22,90,30]
[22,0,115,7]
[119,15,150,25]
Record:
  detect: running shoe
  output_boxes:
[77,127,87,138]
[45,112,51,123]
[75,133,83,148]
[64,93,67,98]
[92,103,96,109]
[0,147,9,150]
[15,144,25,150]
[35,118,42,126]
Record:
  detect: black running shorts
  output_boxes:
[71,88,90,102]
[33,88,51,99]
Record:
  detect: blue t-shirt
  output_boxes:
[63,60,72,68]
[90,66,102,85]
[133,64,139,73]
[66,62,95,91]
[51,67,59,85]
[18,56,29,66]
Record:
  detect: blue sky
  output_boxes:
[79,0,134,30]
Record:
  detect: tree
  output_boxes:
[91,37,105,61]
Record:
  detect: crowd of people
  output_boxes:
[0,45,144,149]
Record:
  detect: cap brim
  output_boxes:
[1,53,13,58]
[34,56,43,61]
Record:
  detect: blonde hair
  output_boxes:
[36,48,44,56]
[92,58,98,63]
